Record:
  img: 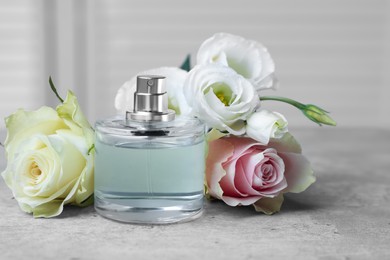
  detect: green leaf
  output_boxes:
[49,76,64,103]
[180,54,191,72]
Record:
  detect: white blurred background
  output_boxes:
[1,0,389,130]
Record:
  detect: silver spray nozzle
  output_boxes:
[126,75,175,122]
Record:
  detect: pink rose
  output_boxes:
[206,133,315,214]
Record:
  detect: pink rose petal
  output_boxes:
[278,152,315,193]
[219,157,247,197]
[233,157,261,196]
[206,138,235,199]
[239,150,264,186]
[224,136,258,160]
[205,134,315,213]
[222,195,263,206]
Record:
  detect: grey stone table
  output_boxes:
[0,128,389,259]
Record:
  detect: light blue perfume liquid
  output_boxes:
[94,117,206,224]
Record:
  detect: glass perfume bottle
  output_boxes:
[94,75,206,224]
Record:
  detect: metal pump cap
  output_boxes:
[126,75,175,122]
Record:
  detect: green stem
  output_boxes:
[49,76,64,103]
[260,96,306,110]
[260,95,337,126]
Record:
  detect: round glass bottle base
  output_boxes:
[94,192,204,224]
[94,116,206,224]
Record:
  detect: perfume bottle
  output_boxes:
[94,75,206,224]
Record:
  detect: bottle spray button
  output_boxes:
[127,75,175,122]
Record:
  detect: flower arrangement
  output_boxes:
[1,32,335,218]
[115,32,336,214]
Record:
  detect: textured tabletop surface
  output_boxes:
[1,128,389,260]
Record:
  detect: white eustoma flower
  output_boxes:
[115,67,191,115]
[246,109,288,144]
[184,64,259,135]
[197,33,276,91]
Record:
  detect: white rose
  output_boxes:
[184,64,259,135]
[197,32,276,91]
[246,109,288,144]
[114,67,191,116]
[1,92,94,218]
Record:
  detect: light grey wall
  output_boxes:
[0,0,45,129]
[1,0,389,130]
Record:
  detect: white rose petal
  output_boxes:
[1,91,94,218]
[246,109,288,144]
[11,134,85,207]
[114,67,191,116]
[184,64,259,135]
[197,32,276,91]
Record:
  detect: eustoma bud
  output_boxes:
[260,96,336,126]
[303,104,337,126]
